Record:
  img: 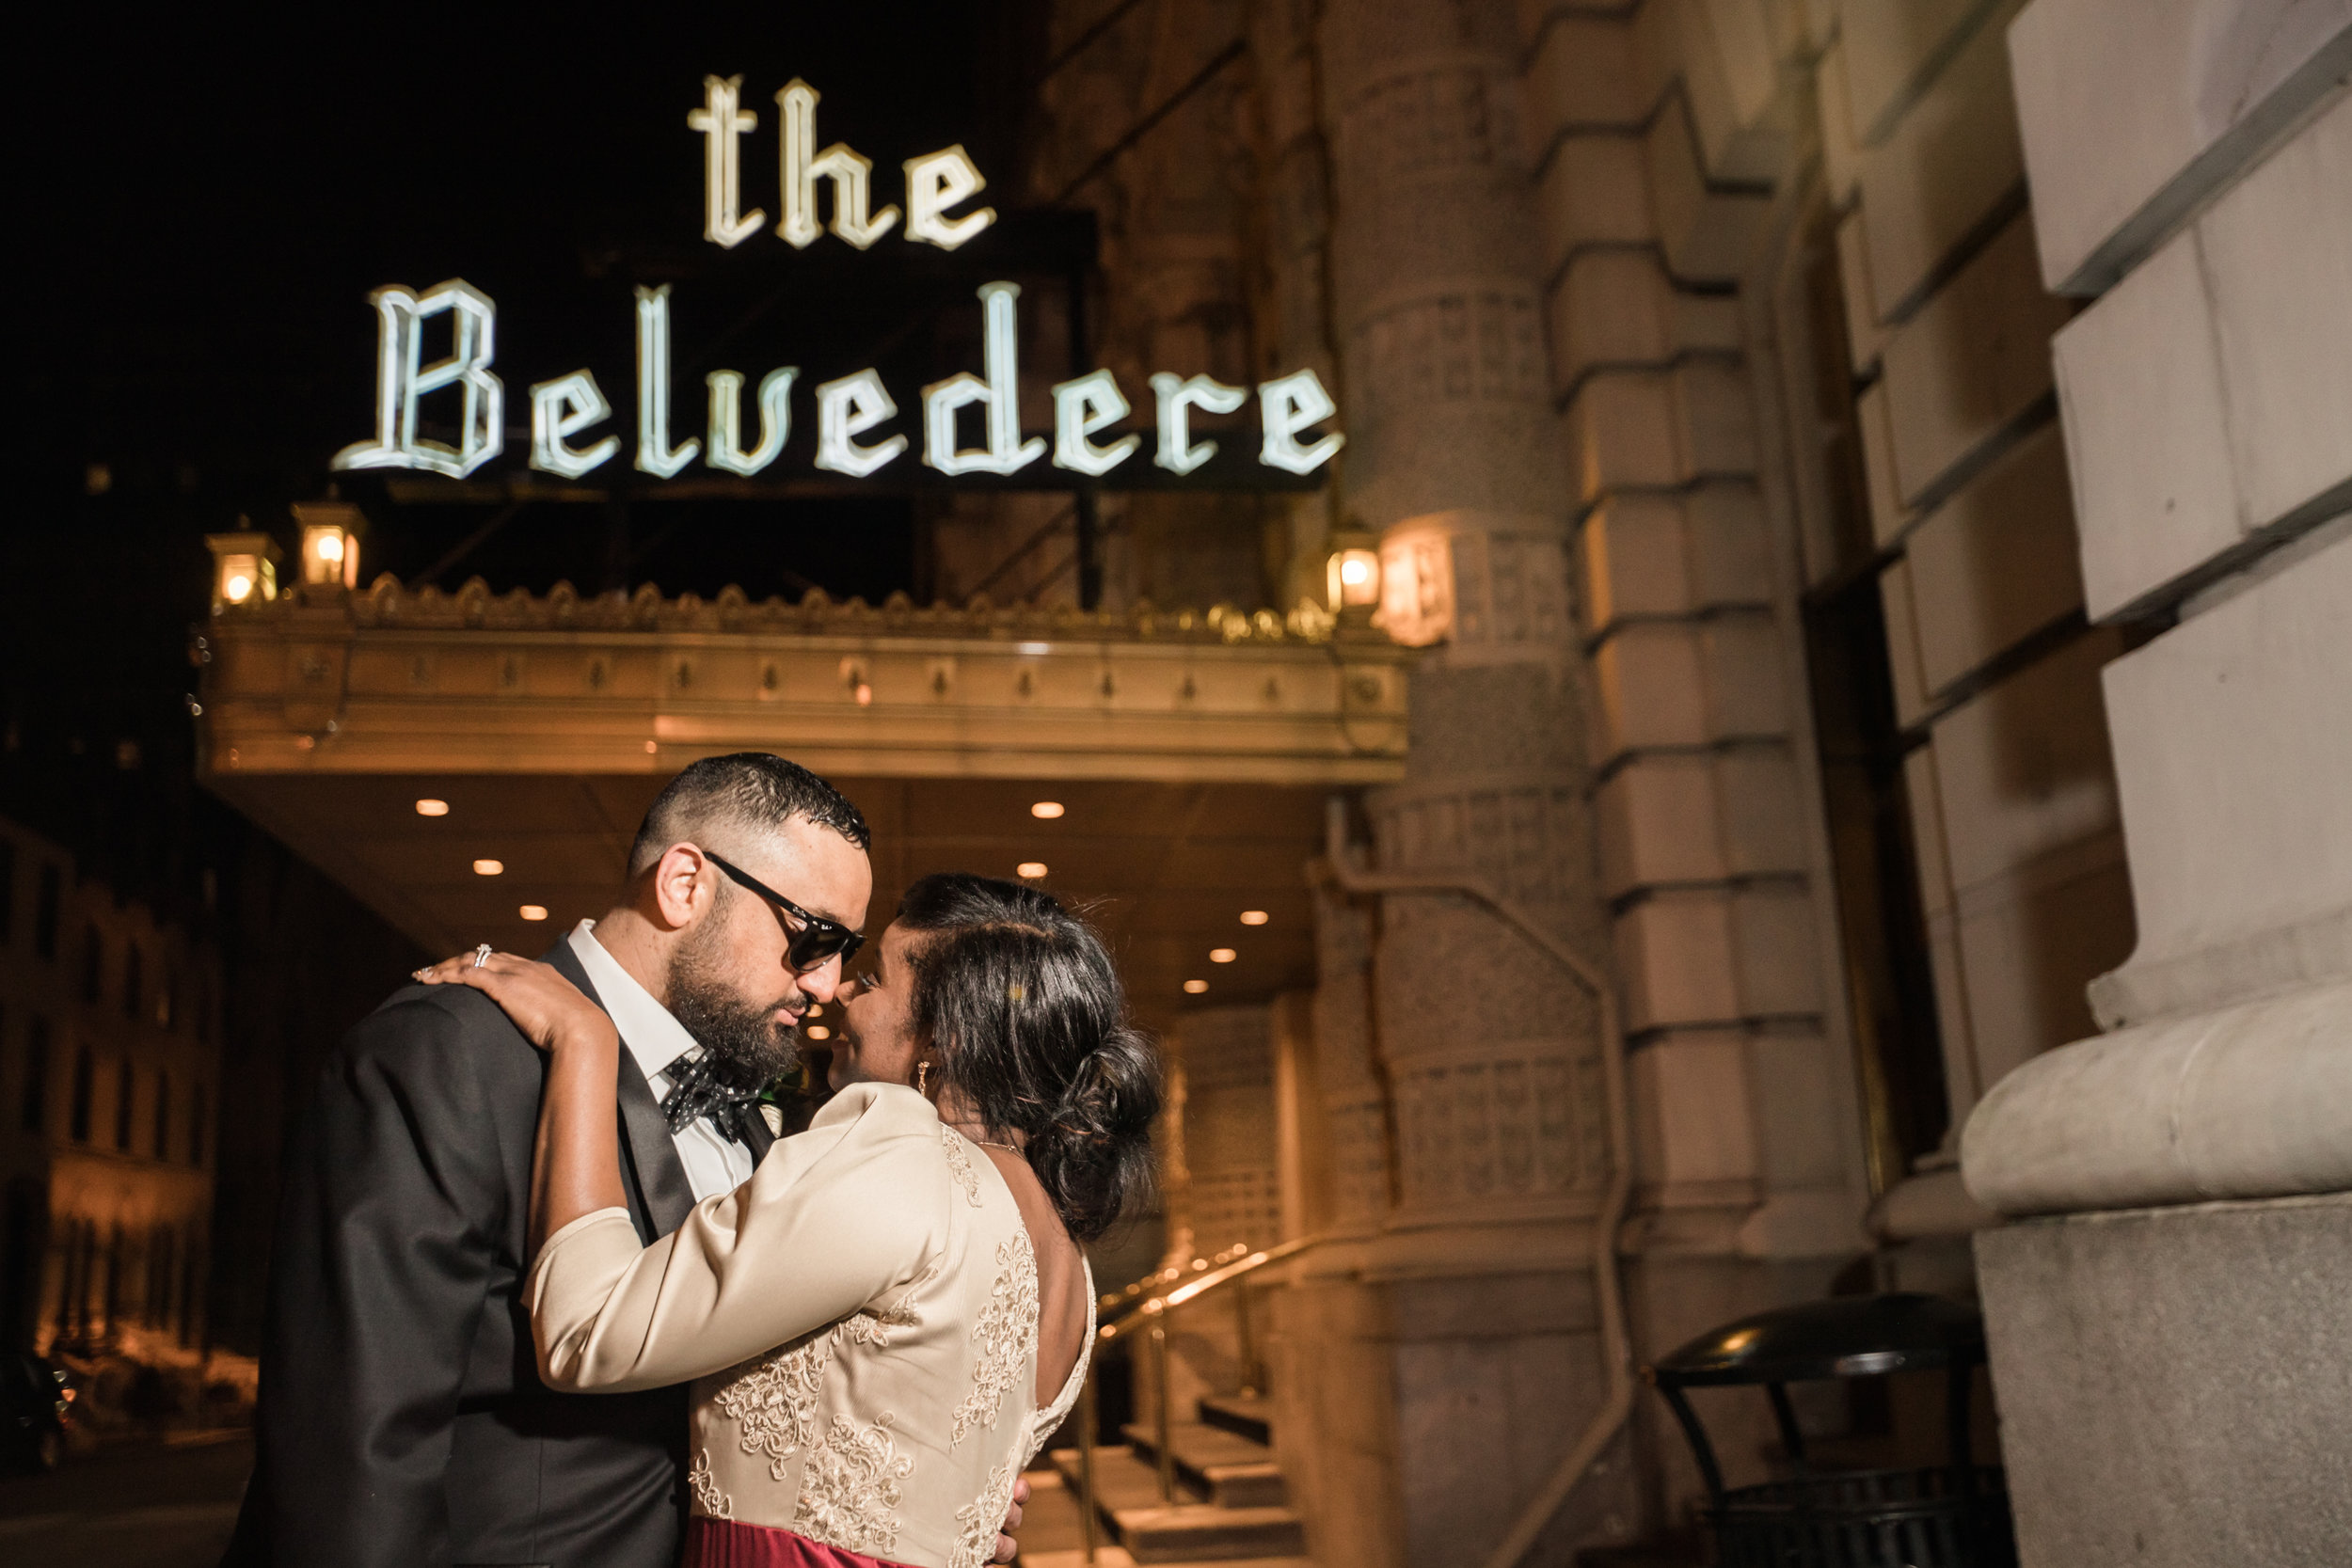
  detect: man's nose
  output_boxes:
[802,955,847,1003]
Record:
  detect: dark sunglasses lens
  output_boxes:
[788,924,861,971]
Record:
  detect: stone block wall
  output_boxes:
[1809,0,2135,1196]
[1963,5,2352,1562]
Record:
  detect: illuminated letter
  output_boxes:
[332,279,503,479]
[1257,369,1344,474]
[1051,369,1139,476]
[903,146,994,249]
[776,80,899,249]
[707,367,796,475]
[1149,372,1246,476]
[687,74,765,249]
[921,282,1046,476]
[635,284,701,478]
[529,371,620,478]
[814,369,906,476]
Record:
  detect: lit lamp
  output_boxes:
[204,529,281,612]
[294,501,363,591]
[1327,533,1382,615]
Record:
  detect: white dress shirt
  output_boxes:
[567,920,755,1202]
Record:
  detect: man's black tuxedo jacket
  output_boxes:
[221,941,771,1568]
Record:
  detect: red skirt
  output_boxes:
[683,1516,920,1568]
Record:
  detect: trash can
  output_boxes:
[1645,1293,2017,1568]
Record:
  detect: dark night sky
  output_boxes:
[12,0,1056,604]
[4,0,1066,895]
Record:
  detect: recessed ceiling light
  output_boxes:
[804,1025,831,1041]
[1239,910,1268,926]
[1209,948,1237,963]
[415,799,449,816]
[1030,800,1064,819]
[473,859,504,876]
[518,904,548,921]
[1183,979,1209,994]
[1017,862,1048,879]
[805,1004,822,1018]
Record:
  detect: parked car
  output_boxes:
[2,1353,74,1471]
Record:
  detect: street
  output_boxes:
[0,1433,249,1568]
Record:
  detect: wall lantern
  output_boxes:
[1327,545,1381,610]
[204,529,281,612]
[294,501,364,590]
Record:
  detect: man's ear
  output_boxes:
[650,844,710,930]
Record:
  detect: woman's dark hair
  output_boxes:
[897,873,1159,1243]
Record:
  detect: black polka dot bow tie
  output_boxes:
[660,1051,764,1138]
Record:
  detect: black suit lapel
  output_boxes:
[543,938,697,1241]
[736,1102,776,1163]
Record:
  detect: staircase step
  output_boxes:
[1049,1447,1308,1564]
[1120,1422,1287,1508]
[1195,1393,1273,1446]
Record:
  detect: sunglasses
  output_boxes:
[704,851,867,973]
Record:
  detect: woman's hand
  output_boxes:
[416,951,618,1056]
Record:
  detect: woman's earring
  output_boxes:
[916,1061,930,1098]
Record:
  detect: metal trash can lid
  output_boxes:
[1647,1292,1985,1386]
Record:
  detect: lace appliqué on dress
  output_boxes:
[714,1329,832,1480]
[951,1463,1017,1568]
[946,1457,1011,1568]
[689,1448,734,1520]
[950,1227,1040,1446]
[942,1127,985,1206]
[793,1411,914,1557]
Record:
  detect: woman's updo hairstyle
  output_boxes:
[896,873,1159,1243]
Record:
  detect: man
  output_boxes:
[223,753,1023,1567]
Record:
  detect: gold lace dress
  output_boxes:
[528,1082,1094,1568]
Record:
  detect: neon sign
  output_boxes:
[332,76,1342,485]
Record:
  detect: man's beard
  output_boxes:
[666,919,803,1088]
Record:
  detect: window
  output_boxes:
[69,1045,94,1142]
[153,1070,172,1160]
[123,944,143,1021]
[189,1083,208,1166]
[19,1019,46,1132]
[115,1058,135,1149]
[0,837,15,942]
[81,924,103,1005]
[34,864,60,960]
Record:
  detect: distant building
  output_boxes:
[0,814,220,1356]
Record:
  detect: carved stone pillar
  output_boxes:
[1263,4,1629,1565]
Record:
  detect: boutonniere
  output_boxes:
[756,1057,825,1136]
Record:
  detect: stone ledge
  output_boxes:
[1960,975,2352,1216]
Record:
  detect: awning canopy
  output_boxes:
[196,579,1410,1025]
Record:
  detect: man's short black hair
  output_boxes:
[627,753,870,879]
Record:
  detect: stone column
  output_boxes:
[1961,7,2352,1566]
[1279,4,1629,1564]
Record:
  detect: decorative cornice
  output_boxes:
[218,574,1377,648]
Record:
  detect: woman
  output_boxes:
[418,873,1158,1568]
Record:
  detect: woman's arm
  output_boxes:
[413,951,627,1256]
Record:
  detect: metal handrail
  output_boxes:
[1096,1233,1323,1345]
[1070,1233,1328,1560]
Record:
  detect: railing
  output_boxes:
[1070,1235,1325,1561]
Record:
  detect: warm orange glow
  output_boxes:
[415,799,450,817]
[518,905,548,921]
[473,859,504,876]
[1238,910,1268,926]
[1183,978,1208,994]
[805,1025,831,1040]
[1209,947,1236,963]
[1017,862,1047,879]
[1030,800,1064,818]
